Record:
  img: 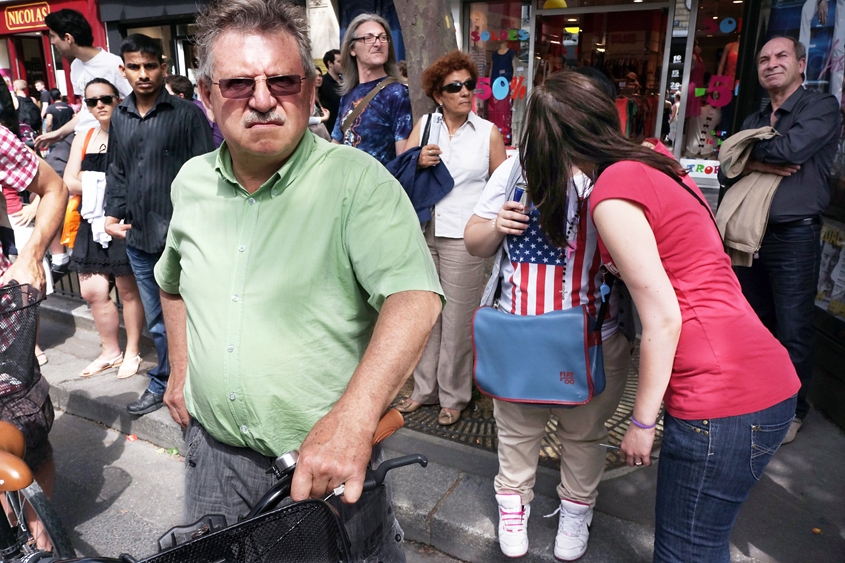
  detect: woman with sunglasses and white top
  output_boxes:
[396,50,506,426]
[63,78,145,379]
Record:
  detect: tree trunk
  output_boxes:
[393,0,458,120]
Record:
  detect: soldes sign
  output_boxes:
[471,29,529,42]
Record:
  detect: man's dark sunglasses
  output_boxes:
[84,95,117,107]
[212,75,307,99]
[441,79,477,94]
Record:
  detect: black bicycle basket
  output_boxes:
[0,283,43,399]
[140,499,351,563]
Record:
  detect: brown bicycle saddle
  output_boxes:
[0,421,32,491]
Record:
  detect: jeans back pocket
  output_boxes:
[750,417,793,480]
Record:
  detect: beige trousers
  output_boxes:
[493,330,633,507]
[411,217,486,411]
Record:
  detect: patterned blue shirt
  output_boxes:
[331,77,413,166]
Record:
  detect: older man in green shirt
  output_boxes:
[153,1,443,561]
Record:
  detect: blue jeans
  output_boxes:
[125,245,169,395]
[653,395,797,563]
[733,224,821,420]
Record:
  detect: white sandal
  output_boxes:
[117,353,142,379]
[80,353,124,377]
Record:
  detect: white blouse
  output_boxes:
[420,111,493,238]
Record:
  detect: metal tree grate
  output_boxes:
[394,344,663,471]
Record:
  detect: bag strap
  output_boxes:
[341,77,399,135]
[420,113,433,147]
[668,172,720,234]
[592,273,615,334]
[81,127,96,157]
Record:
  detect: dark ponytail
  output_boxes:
[519,71,685,248]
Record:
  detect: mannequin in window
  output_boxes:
[717,37,740,83]
[488,42,516,145]
[800,0,844,104]
[491,42,516,83]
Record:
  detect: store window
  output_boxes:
[125,25,174,72]
[674,0,744,160]
[466,0,531,146]
[534,9,668,140]
[537,0,668,8]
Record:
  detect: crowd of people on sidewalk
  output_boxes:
[0,1,837,562]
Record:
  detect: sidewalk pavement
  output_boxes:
[38,295,845,563]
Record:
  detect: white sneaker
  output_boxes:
[496,493,530,557]
[553,498,592,561]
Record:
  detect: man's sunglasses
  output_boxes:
[84,95,117,107]
[212,75,307,99]
[441,79,477,94]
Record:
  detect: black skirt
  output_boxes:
[68,153,133,277]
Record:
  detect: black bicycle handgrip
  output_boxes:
[362,454,428,492]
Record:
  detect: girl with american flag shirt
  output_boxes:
[464,155,632,561]
[471,156,619,334]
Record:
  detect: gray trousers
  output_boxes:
[411,217,486,411]
[184,420,405,563]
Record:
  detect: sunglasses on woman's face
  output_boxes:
[212,75,306,99]
[84,95,116,107]
[441,79,477,94]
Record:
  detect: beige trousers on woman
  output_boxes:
[411,216,486,411]
[493,330,633,507]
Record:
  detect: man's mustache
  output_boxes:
[244,110,285,126]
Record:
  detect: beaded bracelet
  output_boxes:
[631,415,658,430]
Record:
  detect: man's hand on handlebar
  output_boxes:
[290,406,374,505]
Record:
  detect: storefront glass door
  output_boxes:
[534,9,669,140]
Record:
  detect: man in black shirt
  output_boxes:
[320,49,341,133]
[103,34,214,416]
[43,89,74,133]
[718,36,841,444]
[35,81,52,120]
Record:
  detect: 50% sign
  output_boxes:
[476,76,527,101]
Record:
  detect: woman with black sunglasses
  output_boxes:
[63,78,145,380]
[395,50,506,426]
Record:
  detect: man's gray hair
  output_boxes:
[194,0,316,87]
[758,35,807,63]
[339,13,402,96]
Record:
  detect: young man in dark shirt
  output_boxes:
[43,89,74,133]
[103,34,214,416]
[320,49,342,133]
[35,80,52,119]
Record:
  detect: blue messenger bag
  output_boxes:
[472,276,613,408]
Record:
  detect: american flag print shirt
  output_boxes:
[499,175,605,318]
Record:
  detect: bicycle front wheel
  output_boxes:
[4,481,74,560]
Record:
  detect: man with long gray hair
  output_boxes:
[331,13,412,165]
[154,0,443,561]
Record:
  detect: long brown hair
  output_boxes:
[519,71,686,248]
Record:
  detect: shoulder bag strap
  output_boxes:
[420,113,433,147]
[341,77,399,135]
[493,160,529,304]
[592,273,615,334]
[668,173,720,234]
[81,127,96,157]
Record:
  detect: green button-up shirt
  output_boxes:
[154,132,443,457]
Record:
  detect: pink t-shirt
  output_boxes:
[590,160,800,420]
